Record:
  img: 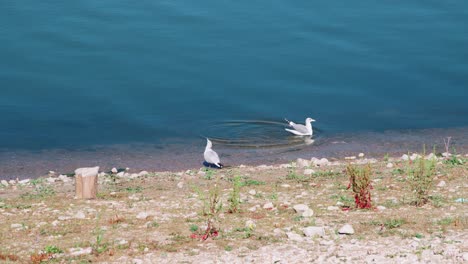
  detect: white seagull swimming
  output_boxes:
[284,117,315,136]
[204,138,223,168]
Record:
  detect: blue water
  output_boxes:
[1,1,468,152]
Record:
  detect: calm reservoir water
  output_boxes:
[1,1,467,178]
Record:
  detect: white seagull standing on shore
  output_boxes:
[204,138,223,168]
[284,117,315,136]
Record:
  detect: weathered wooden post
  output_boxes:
[75,166,99,199]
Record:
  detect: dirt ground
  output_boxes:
[0,153,467,263]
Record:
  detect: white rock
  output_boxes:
[74,166,99,177]
[386,163,394,168]
[296,158,310,168]
[69,247,92,256]
[74,211,86,219]
[263,202,274,210]
[248,189,256,195]
[52,220,60,226]
[9,180,16,185]
[136,212,149,220]
[18,179,30,185]
[286,232,304,242]
[376,206,386,211]
[302,209,314,217]
[463,252,468,262]
[410,153,421,161]
[336,201,344,206]
[248,206,257,212]
[130,173,139,179]
[10,223,23,229]
[133,259,143,264]
[303,226,325,237]
[358,153,365,158]
[437,181,446,187]
[327,206,339,211]
[280,184,291,188]
[111,168,118,174]
[116,171,125,177]
[425,153,437,160]
[318,158,329,166]
[442,152,451,157]
[177,182,184,188]
[1,180,8,186]
[58,174,71,183]
[338,224,354,235]
[138,171,149,176]
[279,164,292,168]
[345,156,356,160]
[303,169,315,175]
[401,154,409,161]
[293,204,310,214]
[45,177,56,183]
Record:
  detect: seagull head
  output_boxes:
[306,117,316,123]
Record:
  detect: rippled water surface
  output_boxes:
[1,1,467,177]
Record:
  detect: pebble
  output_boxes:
[437,181,446,187]
[9,180,16,185]
[296,158,311,168]
[139,171,149,176]
[338,224,354,235]
[58,174,71,183]
[18,179,30,185]
[111,168,118,174]
[303,169,315,175]
[136,212,149,220]
[69,247,92,256]
[286,232,304,242]
[248,189,256,195]
[327,206,339,211]
[263,202,274,210]
[279,164,292,168]
[401,154,409,161]
[1,180,8,186]
[386,163,394,168]
[74,211,86,219]
[376,206,386,211]
[248,206,257,212]
[303,226,325,237]
[133,259,143,264]
[358,153,365,158]
[177,182,184,189]
[280,184,291,188]
[10,223,23,229]
[293,204,310,214]
[345,156,356,160]
[302,209,314,217]
[116,171,125,177]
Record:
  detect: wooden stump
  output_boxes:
[75,166,99,199]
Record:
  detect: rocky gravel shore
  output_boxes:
[0,152,467,263]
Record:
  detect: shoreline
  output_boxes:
[0,152,467,263]
[1,126,468,180]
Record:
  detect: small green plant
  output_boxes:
[192,182,222,240]
[406,153,436,206]
[224,245,233,251]
[125,186,143,193]
[92,228,108,254]
[443,156,464,166]
[286,169,309,182]
[346,164,373,209]
[228,176,242,213]
[21,185,56,199]
[415,233,424,239]
[384,153,389,162]
[189,224,199,232]
[241,179,265,186]
[436,217,453,226]
[203,169,215,180]
[384,218,406,229]
[44,245,63,254]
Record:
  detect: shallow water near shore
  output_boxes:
[1,126,467,180]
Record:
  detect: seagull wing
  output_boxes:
[204,149,220,165]
[289,123,309,134]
